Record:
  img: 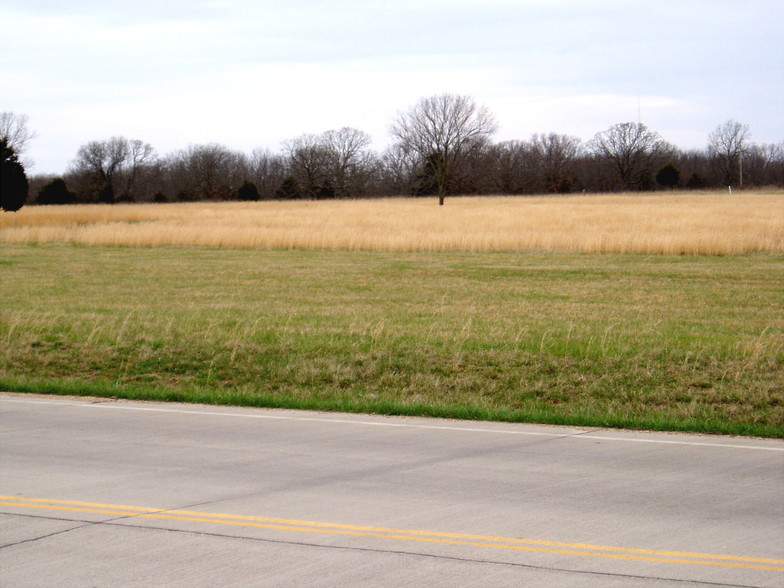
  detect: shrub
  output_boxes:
[36,178,75,205]
[237,181,260,201]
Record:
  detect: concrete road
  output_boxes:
[1,393,782,587]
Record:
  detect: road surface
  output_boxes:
[1,393,783,586]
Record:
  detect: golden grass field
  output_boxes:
[2,190,783,254]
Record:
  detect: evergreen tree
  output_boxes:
[37,178,75,205]
[237,181,260,201]
[656,164,680,189]
[1,138,29,212]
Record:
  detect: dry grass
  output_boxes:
[2,190,783,254]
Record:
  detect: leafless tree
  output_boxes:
[71,137,130,202]
[249,148,288,199]
[489,140,538,194]
[589,122,670,190]
[380,144,420,195]
[531,133,583,192]
[321,127,374,197]
[166,144,247,201]
[389,93,497,204]
[0,112,35,156]
[70,136,157,202]
[120,139,157,200]
[283,127,375,199]
[708,120,750,187]
[283,133,335,199]
[742,141,784,186]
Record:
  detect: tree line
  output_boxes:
[3,95,783,211]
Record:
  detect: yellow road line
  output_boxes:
[2,496,782,572]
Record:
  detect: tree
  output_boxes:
[708,120,750,187]
[379,144,421,196]
[165,144,246,201]
[283,133,335,199]
[283,127,375,199]
[276,176,302,199]
[1,138,29,211]
[320,127,375,197]
[589,122,670,190]
[121,139,157,200]
[0,112,35,157]
[531,133,582,193]
[249,149,288,199]
[36,177,75,205]
[237,181,260,201]
[71,137,158,202]
[70,136,155,202]
[490,140,539,194]
[71,136,128,202]
[390,93,497,205]
[656,164,680,189]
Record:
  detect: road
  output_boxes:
[1,393,782,587]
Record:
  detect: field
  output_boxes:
[1,191,783,436]
[2,191,783,254]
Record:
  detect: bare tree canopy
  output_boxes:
[0,112,35,158]
[166,143,247,201]
[283,127,374,199]
[589,122,670,190]
[71,136,157,202]
[390,93,497,204]
[708,120,750,186]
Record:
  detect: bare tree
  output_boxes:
[70,136,157,202]
[489,140,538,194]
[708,120,750,187]
[531,133,583,193]
[0,112,35,156]
[390,93,497,204]
[122,139,157,199]
[71,137,130,202]
[249,148,288,199]
[283,133,335,199]
[380,144,420,195]
[283,127,375,199]
[321,127,374,197]
[589,122,670,190]
[166,144,247,201]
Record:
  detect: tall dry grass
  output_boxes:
[2,190,782,254]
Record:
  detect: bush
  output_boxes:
[656,164,680,189]
[36,178,75,205]
[276,176,301,199]
[237,181,260,201]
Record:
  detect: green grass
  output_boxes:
[1,244,783,437]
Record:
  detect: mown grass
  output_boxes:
[1,244,782,436]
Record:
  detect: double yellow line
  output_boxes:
[2,495,783,572]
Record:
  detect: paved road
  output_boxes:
[1,393,782,587]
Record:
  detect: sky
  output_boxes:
[1,0,782,175]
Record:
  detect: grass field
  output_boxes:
[2,238,782,435]
[2,190,783,254]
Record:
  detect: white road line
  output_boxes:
[3,395,783,452]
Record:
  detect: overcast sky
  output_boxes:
[2,0,782,174]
